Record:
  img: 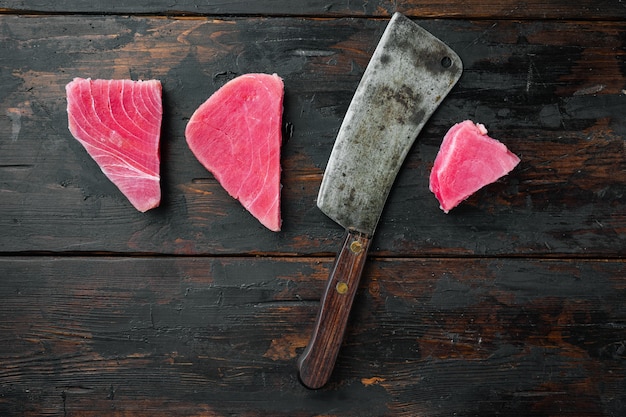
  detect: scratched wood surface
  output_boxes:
[1,2,625,416]
[1,256,625,416]
[1,16,625,256]
[2,0,626,19]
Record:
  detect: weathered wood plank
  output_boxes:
[1,0,625,20]
[0,16,625,256]
[0,256,624,416]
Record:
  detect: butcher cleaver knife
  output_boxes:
[297,12,463,389]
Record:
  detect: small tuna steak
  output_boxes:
[429,120,520,213]
[185,73,284,231]
[66,78,162,212]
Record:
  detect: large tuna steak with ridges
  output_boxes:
[66,78,162,212]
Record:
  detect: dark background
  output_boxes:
[1,1,625,416]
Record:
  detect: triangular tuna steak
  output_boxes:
[429,120,520,213]
[185,73,284,231]
[66,78,162,212]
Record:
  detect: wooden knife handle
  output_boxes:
[298,229,371,389]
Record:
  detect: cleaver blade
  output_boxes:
[298,12,463,389]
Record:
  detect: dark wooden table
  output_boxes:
[1,1,625,416]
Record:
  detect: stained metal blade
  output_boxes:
[317,13,463,235]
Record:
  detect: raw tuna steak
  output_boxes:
[185,73,284,231]
[429,120,520,213]
[66,78,162,212]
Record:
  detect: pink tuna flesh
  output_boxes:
[429,120,520,213]
[185,73,284,232]
[66,78,162,212]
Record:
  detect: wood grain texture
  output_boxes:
[0,16,625,256]
[1,3,625,416]
[2,0,626,20]
[298,231,371,389]
[0,256,624,416]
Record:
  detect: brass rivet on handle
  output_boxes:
[350,240,363,254]
[336,281,348,294]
